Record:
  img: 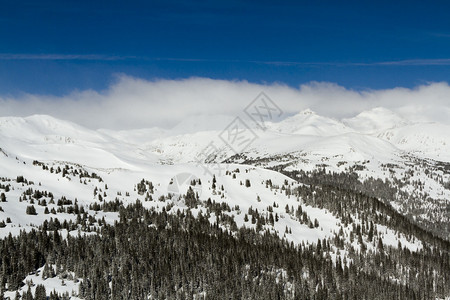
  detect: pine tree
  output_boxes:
[245,179,251,187]
[212,175,216,190]
[26,286,33,300]
[377,238,384,251]
[35,284,47,300]
[26,205,37,215]
[368,221,374,242]
[244,214,249,222]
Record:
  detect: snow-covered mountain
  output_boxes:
[0,115,106,143]
[267,109,353,136]
[342,107,410,134]
[377,122,450,161]
[0,109,449,298]
[1,109,440,167]
[1,109,449,226]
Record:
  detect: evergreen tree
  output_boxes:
[26,205,37,215]
[35,284,47,300]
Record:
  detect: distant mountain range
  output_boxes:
[0,108,449,298]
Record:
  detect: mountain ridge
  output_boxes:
[0,108,449,299]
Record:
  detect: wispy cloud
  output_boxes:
[373,58,450,66]
[256,58,450,67]
[0,53,135,61]
[427,32,450,38]
[2,54,450,67]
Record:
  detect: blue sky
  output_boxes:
[1,1,450,95]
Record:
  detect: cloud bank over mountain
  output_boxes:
[1,75,449,130]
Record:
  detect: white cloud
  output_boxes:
[1,75,450,130]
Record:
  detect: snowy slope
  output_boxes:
[0,135,422,248]
[0,112,446,241]
[0,115,106,144]
[1,111,447,298]
[268,109,353,136]
[1,111,448,232]
[377,122,450,162]
[342,107,410,134]
[98,127,167,144]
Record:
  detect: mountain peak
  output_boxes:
[342,107,410,134]
[0,114,105,145]
[298,108,316,115]
[267,109,352,136]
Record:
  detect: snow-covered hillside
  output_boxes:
[0,109,449,298]
[267,109,353,136]
[342,107,410,134]
[377,122,450,161]
[1,110,449,235]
